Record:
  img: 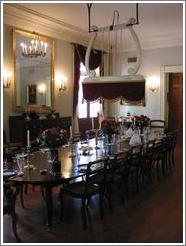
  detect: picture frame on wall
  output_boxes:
[27,84,37,104]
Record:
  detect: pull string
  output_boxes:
[114,29,118,75]
[112,10,119,75]
[101,31,104,76]
[108,31,110,76]
[119,28,123,75]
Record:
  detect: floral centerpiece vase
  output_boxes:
[37,127,67,174]
[101,119,120,144]
[132,115,150,138]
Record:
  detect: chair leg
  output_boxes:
[141,168,145,185]
[136,168,139,192]
[106,183,113,213]
[24,184,28,194]
[162,157,166,177]
[32,185,35,192]
[124,175,129,198]
[172,148,175,167]
[59,189,64,221]
[99,189,105,219]
[11,212,21,242]
[148,161,152,183]
[41,186,45,201]
[81,198,87,230]
[120,181,125,203]
[156,160,160,180]
[86,197,91,207]
[20,185,25,209]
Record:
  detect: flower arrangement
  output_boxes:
[101,119,120,142]
[37,127,67,148]
[132,115,150,128]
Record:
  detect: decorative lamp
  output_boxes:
[148,76,159,92]
[3,70,12,89]
[56,73,67,92]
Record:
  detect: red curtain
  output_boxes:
[75,44,102,70]
[73,46,81,116]
[73,44,102,116]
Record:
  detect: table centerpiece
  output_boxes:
[37,127,67,174]
[132,115,150,135]
[101,119,120,144]
[37,127,67,149]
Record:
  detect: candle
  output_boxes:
[70,126,72,139]
[44,43,48,52]
[27,129,30,147]
[91,117,94,129]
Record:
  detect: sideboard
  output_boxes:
[9,116,72,145]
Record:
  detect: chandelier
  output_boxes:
[20,36,48,58]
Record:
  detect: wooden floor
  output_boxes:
[3,144,183,243]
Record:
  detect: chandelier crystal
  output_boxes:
[20,38,48,58]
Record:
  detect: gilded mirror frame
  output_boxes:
[13,28,55,112]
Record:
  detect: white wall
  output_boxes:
[108,46,183,120]
[3,24,74,141]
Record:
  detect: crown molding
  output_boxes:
[5,3,85,34]
[140,33,182,51]
[123,33,182,52]
[3,3,183,51]
[3,3,91,46]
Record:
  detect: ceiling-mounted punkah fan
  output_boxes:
[82,3,145,105]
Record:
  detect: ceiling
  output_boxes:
[4,2,183,50]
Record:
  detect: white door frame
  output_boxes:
[160,65,183,121]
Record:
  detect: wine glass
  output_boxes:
[85,130,90,143]
[15,154,26,174]
[3,158,8,171]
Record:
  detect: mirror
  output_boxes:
[13,28,55,112]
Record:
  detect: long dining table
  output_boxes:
[7,133,162,230]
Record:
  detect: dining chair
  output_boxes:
[148,138,169,180]
[150,120,166,133]
[141,140,156,183]
[160,133,177,173]
[77,118,92,140]
[59,157,108,229]
[127,144,144,193]
[78,117,99,140]
[3,182,21,242]
[166,131,177,168]
[106,151,130,208]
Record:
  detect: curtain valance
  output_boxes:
[82,79,145,103]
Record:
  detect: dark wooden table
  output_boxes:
[7,134,161,229]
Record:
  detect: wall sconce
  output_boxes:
[38,83,46,96]
[56,73,67,93]
[59,76,67,92]
[148,76,159,92]
[3,70,12,89]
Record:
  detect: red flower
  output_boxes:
[101,119,119,135]
[132,115,150,128]
[37,127,67,147]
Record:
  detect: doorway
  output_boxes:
[167,72,183,143]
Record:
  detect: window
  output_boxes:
[78,63,101,118]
